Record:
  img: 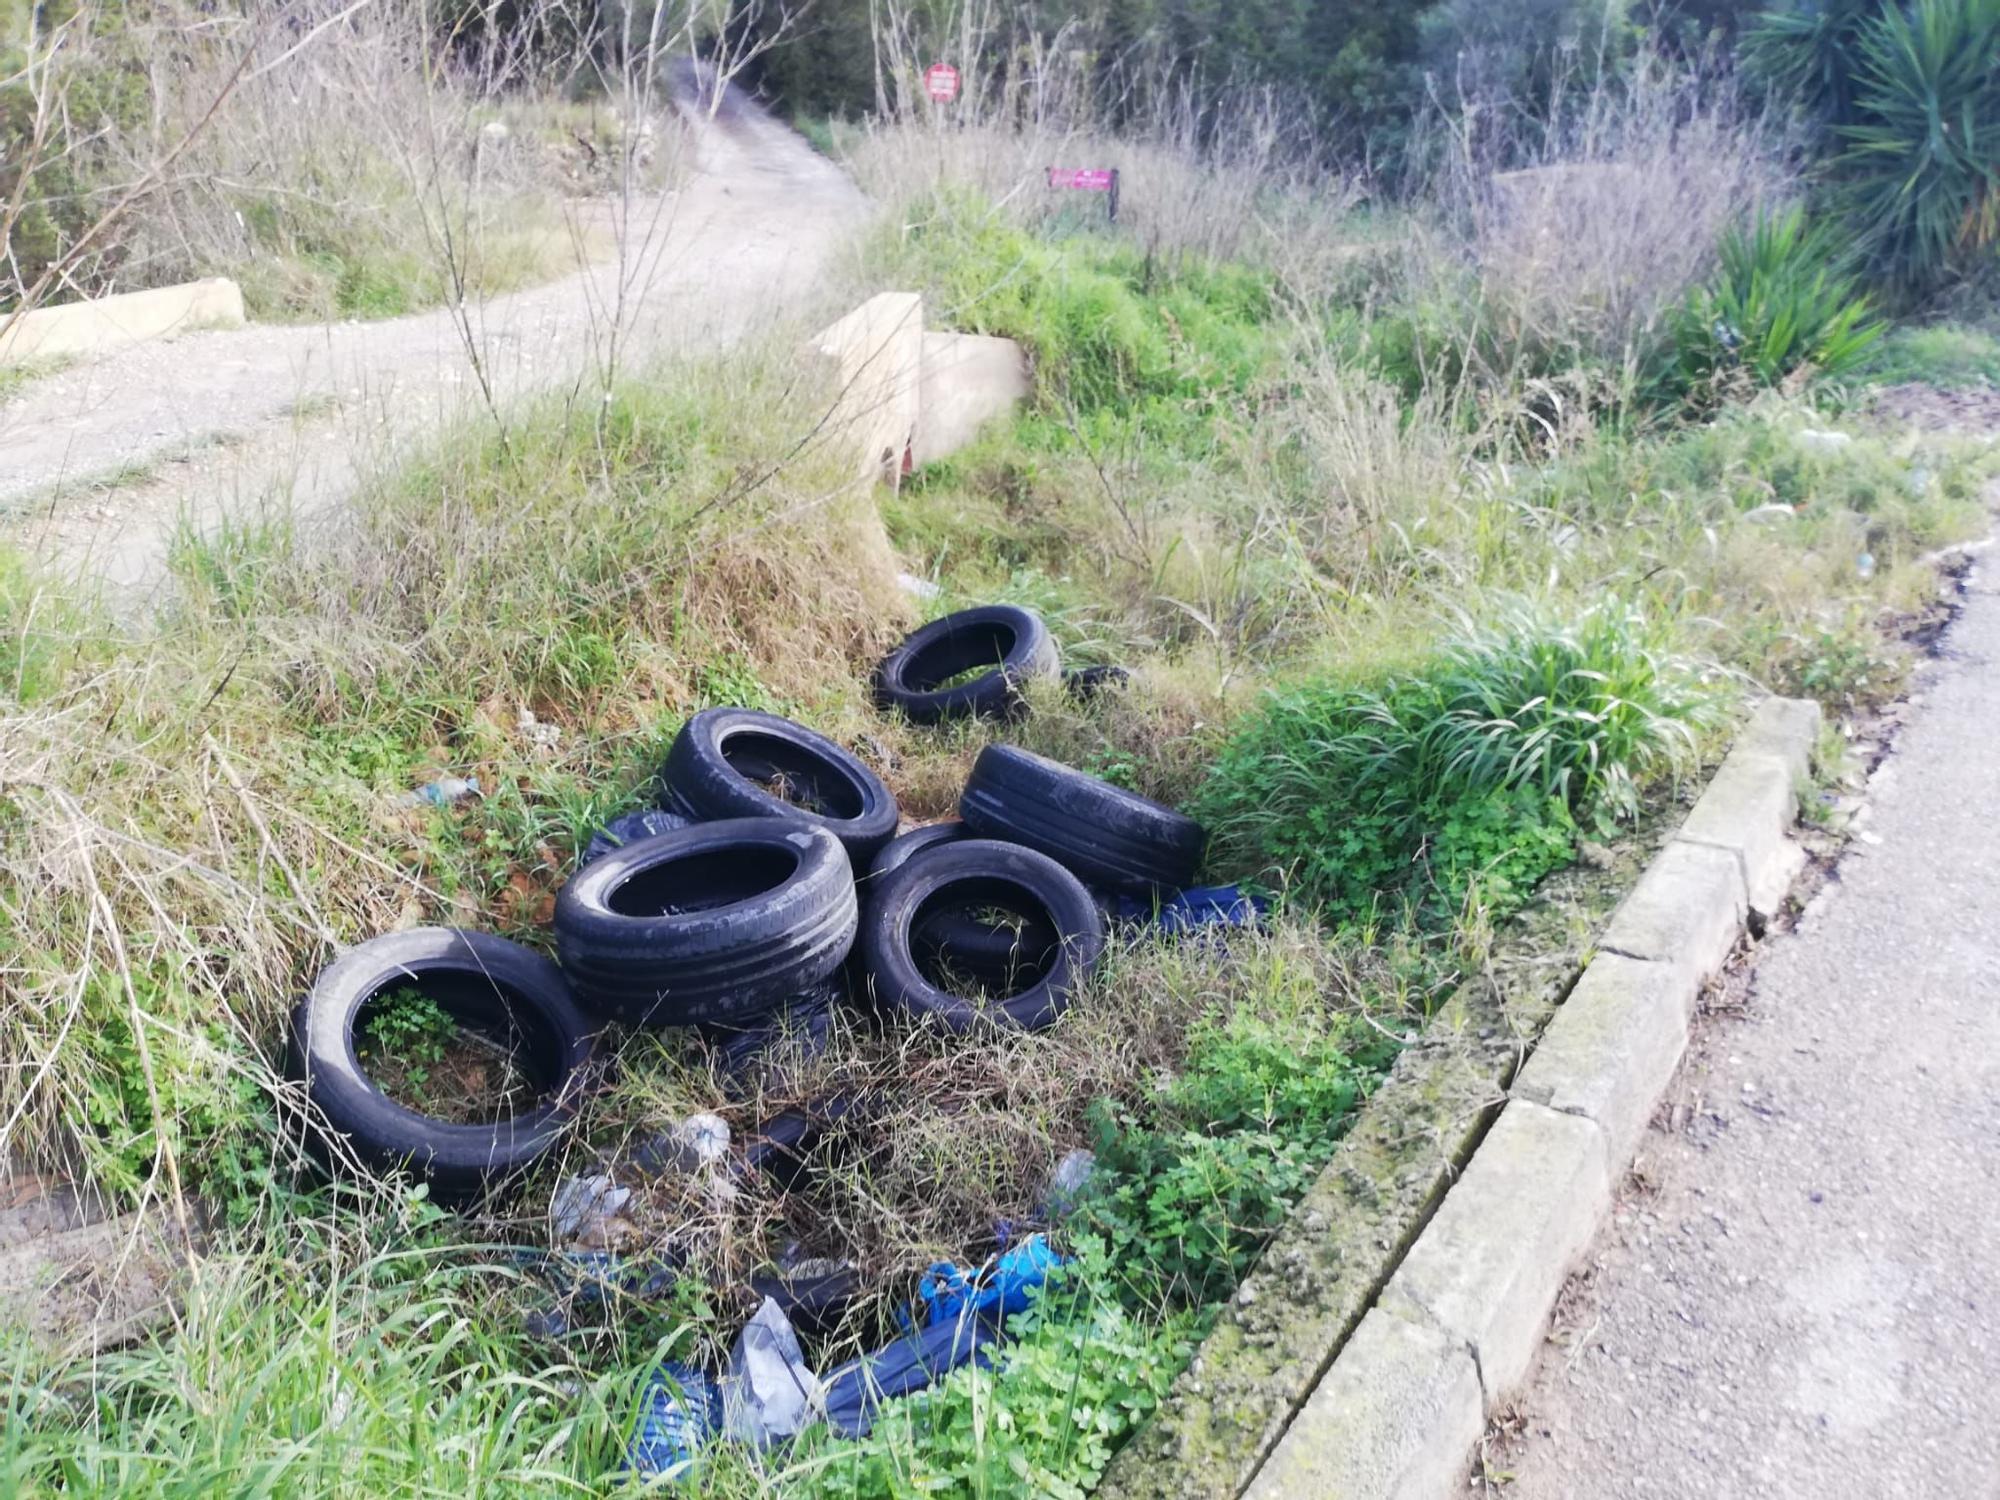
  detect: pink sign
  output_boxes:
[1047,168,1116,190]
[925,63,960,102]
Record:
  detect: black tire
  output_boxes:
[751,1261,861,1336]
[866,820,971,882]
[872,605,1060,724]
[553,819,858,1028]
[664,708,899,866]
[289,928,598,1205]
[1063,664,1131,699]
[959,744,1206,893]
[912,901,1062,992]
[858,839,1106,1032]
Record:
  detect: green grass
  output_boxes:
[2,145,1997,1499]
[1852,323,2000,388]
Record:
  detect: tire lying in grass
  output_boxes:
[872,605,1060,724]
[959,743,1206,893]
[554,819,858,1028]
[866,819,972,882]
[664,708,899,865]
[866,821,1060,989]
[857,839,1105,1032]
[290,928,599,1205]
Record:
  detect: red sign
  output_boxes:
[925,63,960,102]
[1047,168,1115,190]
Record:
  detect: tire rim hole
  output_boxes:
[717,730,866,820]
[353,973,561,1125]
[904,624,1016,692]
[910,878,1061,1000]
[607,843,801,917]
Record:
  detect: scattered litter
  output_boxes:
[1744,503,1797,523]
[709,982,838,1089]
[895,570,942,600]
[626,1361,723,1480]
[1795,428,1854,456]
[917,1234,1064,1329]
[722,1297,822,1448]
[821,1314,1003,1439]
[517,1249,679,1340]
[516,705,562,756]
[399,776,481,809]
[1106,884,1267,934]
[550,1173,632,1245]
[1040,1150,1096,1220]
[1857,551,1877,581]
[630,1112,733,1177]
[580,806,693,867]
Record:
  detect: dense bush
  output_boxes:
[1198,600,1723,925]
[1660,206,1883,406]
[1748,0,2000,294]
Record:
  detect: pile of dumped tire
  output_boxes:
[291,604,1207,1205]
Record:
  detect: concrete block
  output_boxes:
[1733,696,1821,787]
[0,277,245,365]
[1597,839,1745,983]
[1376,1101,1609,1403]
[810,291,926,485]
[1244,1305,1485,1500]
[1675,750,1803,921]
[1512,952,1693,1167]
[913,330,1029,467]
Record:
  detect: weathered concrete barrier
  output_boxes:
[1103,697,1822,1500]
[0,277,247,366]
[810,294,1028,483]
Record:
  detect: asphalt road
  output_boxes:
[1498,547,2000,1498]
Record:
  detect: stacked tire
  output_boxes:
[291,605,1202,1202]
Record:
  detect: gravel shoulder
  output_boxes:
[1491,540,2000,1498]
[0,97,867,599]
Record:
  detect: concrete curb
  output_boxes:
[0,277,245,365]
[1242,697,1822,1499]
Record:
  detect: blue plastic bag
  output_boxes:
[916,1234,1064,1329]
[1107,883,1266,934]
[580,807,693,868]
[625,1361,723,1480]
[819,1314,1003,1439]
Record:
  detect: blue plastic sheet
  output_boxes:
[626,1361,723,1480]
[819,1314,1004,1440]
[916,1234,1063,1329]
[580,807,694,867]
[1106,883,1267,934]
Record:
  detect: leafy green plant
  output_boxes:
[1662,207,1883,405]
[1199,599,1722,925]
[361,988,454,1096]
[1748,0,2000,292]
[1837,0,2000,290]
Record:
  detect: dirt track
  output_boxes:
[0,94,868,599]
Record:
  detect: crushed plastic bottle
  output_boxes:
[398,776,481,809]
[1041,1149,1096,1220]
[630,1111,732,1177]
[1857,552,1877,581]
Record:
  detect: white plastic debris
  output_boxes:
[631,1111,733,1176]
[721,1297,822,1447]
[895,570,942,600]
[398,776,481,809]
[1041,1148,1097,1220]
[1796,428,1854,456]
[550,1173,632,1243]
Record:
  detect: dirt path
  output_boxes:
[1491,544,2000,1497]
[0,92,867,599]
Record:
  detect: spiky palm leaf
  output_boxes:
[1837,0,2000,288]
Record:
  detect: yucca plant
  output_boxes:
[1664,206,1884,404]
[1836,0,2000,289]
